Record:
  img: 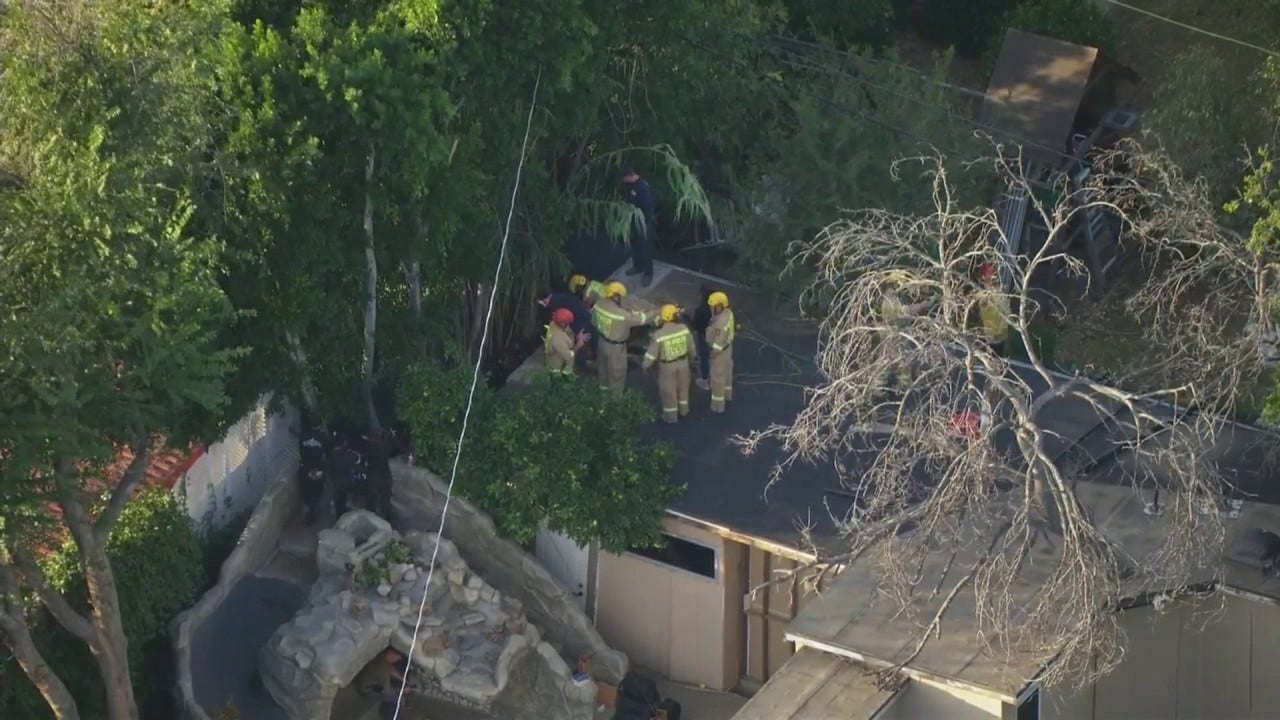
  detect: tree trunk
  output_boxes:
[361,144,383,436]
[56,456,143,720]
[285,330,319,411]
[0,566,81,720]
[403,259,421,323]
[80,548,137,720]
[55,520,138,720]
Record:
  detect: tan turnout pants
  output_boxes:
[709,348,733,413]
[657,361,691,423]
[597,339,629,394]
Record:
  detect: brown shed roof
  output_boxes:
[981,29,1099,158]
[733,648,899,720]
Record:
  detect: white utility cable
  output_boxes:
[391,66,542,720]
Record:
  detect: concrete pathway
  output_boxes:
[593,675,747,720]
[191,575,307,719]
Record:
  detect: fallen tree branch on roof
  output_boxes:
[737,137,1269,691]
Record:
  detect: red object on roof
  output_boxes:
[950,411,982,439]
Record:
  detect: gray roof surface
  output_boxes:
[504,263,1280,702]
[732,648,898,720]
[509,261,859,555]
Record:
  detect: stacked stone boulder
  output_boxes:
[259,511,598,720]
[390,461,628,686]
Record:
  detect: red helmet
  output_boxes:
[979,263,997,281]
[553,308,574,326]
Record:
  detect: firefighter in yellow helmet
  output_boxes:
[569,272,606,307]
[707,291,735,413]
[643,304,698,423]
[592,281,650,393]
[879,271,929,394]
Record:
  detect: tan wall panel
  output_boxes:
[721,541,746,690]
[596,519,729,689]
[766,614,792,678]
[746,548,769,682]
[895,679,1003,720]
[595,551,674,676]
[669,570,725,688]
[1251,600,1280,717]
[1041,684,1095,720]
[1095,606,1180,720]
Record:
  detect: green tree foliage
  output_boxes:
[728,48,990,296]
[903,0,1018,57]
[1226,145,1280,423]
[0,2,242,717]
[1145,47,1273,206]
[398,364,680,552]
[1000,0,1115,54]
[1,488,204,719]
[783,0,896,48]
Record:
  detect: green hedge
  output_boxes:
[998,0,1116,56]
[0,486,204,719]
[398,363,682,553]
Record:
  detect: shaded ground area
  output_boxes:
[330,686,497,720]
[192,575,306,719]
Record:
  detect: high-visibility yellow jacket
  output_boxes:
[644,322,697,369]
[592,298,647,343]
[979,293,1011,344]
[543,324,575,374]
[709,309,736,352]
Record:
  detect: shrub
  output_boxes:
[903,0,1018,58]
[0,486,204,719]
[398,363,681,552]
[1000,0,1116,55]
[784,0,896,49]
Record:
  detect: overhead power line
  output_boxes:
[1099,0,1280,58]
[390,66,542,720]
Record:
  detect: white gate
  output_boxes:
[534,527,590,611]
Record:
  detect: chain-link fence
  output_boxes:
[175,397,300,536]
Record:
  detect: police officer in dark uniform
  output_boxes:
[328,418,364,519]
[359,430,394,523]
[297,410,329,526]
[621,166,657,287]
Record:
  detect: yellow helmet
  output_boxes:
[604,281,627,300]
[568,273,588,293]
[660,304,680,323]
[708,291,729,309]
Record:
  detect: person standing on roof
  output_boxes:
[684,284,714,390]
[707,292,736,413]
[621,166,656,288]
[644,304,698,423]
[544,308,584,376]
[593,281,650,394]
[569,272,606,307]
[539,280,593,370]
[976,262,1010,356]
[878,273,930,395]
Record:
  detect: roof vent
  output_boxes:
[1231,528,1280,576]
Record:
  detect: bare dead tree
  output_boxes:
[739,138,1273,691]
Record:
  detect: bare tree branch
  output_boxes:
[740,139,1262,690]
